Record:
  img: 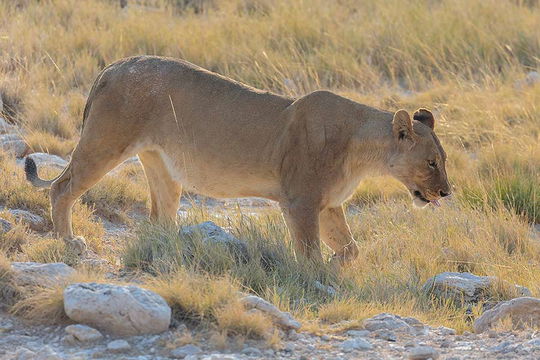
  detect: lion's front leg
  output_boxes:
[280,201,323,263]
[319,205,359,265]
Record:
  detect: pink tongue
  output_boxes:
[431,199,441,207]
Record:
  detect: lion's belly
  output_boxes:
[159,150,281,200]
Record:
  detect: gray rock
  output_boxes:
[408,346,439,359]
[422,272,530,303]
[435,326,456,335]
[0,218,12,233]
[373,329,397,341]
[363,313,425,335]
[23,152,68,170]
[0,134,28,158]
[64,283,171,336]
[474,297,540,333]
[107,339,131,353]
[339,338,373,351]
[242,347,262,356]
[346,329,370,337]
[180,221,247,256]
[65,324,103,343]
[241,295,301,329]
[11,262,75,287]
[9,209,46,232]
[313,281,337,296]
[171,344,202,359]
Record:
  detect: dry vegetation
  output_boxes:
[0,0,539,336]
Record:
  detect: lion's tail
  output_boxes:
[24,157,57,189]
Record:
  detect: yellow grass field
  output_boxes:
[0,0,539,337]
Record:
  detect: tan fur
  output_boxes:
[26,56,451,263]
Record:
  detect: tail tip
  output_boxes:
[24,156,37,181]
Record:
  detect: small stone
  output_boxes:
[374,329,397,341]
[11,348,37,360]
[9,209,46,232]
[339,338,373,352]
[241,295,301,330]
[436,326,456,336]
[263,349,275,357]
[363,313,419,334]
[283,343,295,352]
[347,329,370,337]
[107,339,131,353]
[65,324,104,343]
[320,334,331,341]
[171,344,202,359]
[527,338,540,348]
[0,218,12,233]
[241,347,262,356]
[526,71,540,87]
[287,329,299,340]
[408,346,439,360]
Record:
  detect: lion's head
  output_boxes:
[389,108,451,208]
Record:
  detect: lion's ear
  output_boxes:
[392,109,415,144]
[413,108,435,130]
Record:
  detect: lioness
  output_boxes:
[25,56,451,264]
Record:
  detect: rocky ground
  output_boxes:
[2,309,540,360]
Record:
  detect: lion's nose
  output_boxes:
[439,190,450,197]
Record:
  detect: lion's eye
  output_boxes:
[428,160,437,168]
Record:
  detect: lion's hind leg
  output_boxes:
[50,139,137,254]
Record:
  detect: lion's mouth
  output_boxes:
[413,190,441,207]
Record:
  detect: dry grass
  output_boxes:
[0,0,538,335]
[10,267,107,324]
[145,270,274,339]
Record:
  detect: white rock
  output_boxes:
[0,117,16,134]
[64,283,171,336]
[422,272,530,303]
[171,344,202,359]
[339,338,373,351]
[107,339,131,353]
[11,262,75,287]
[474,297,540,333]
[408,346,439,359]
[526,71,540,86]
[0,218,12,233]
[9,209,46,232]
[0,134,28,158]
[65,324,103,343]
[241,295,301,329]
[23,152,68,170]
[364,313,410,332]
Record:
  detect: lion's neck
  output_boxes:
[348,117,397,178]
